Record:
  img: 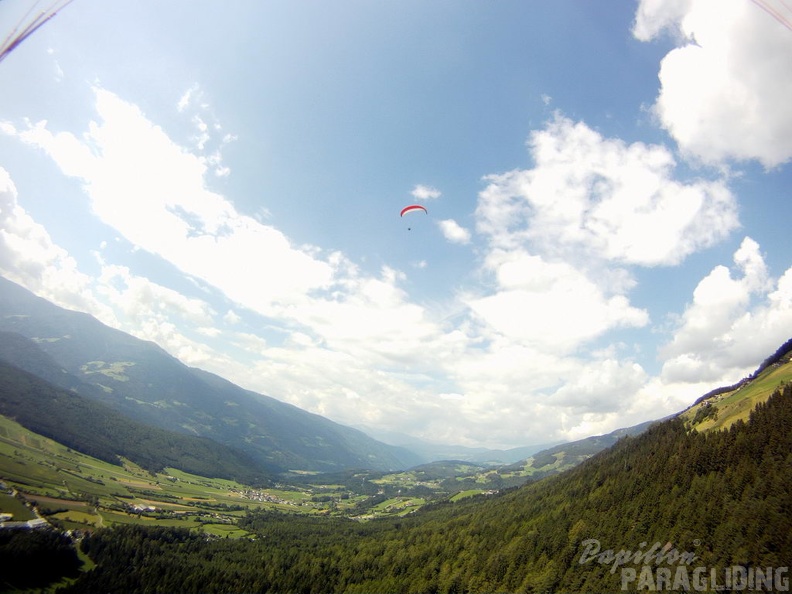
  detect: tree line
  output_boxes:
[0,359,269,484]
[52,383,792,593]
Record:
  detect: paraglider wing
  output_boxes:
[0,0,76,65]
[400,204,428,217]
[750,0,792,31]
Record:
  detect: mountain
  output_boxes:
[358,419,657,483]
[55,341,792,594]
[0,353,267,484]
[683,336,792,433]
[357,425,563,465]
[0,276,420,472]
[502,418,659,476]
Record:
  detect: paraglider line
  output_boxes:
[750,0,792,31]
[0,0,77,64]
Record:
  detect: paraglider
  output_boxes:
[0,0,76,64]
[400,204,427,217]
[400,204,427,230]
[750,0,792,31]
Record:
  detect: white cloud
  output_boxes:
[661,237,791,383]
[0,167,104,316]
[177,85,198,112]
[223,309,241,324]
[632,0,694,41]
[3,84,781,451]
[0,166,225,368]
[551,358,648,414]
[7,88,335,317]
[465,250,648,355]
[177,84,235,176]
[438,219,471,244]
[634,0,792,167]
[476,114,739,266]
[98,264,215,326]
[95,266,221,366]
[459,114,738,381]
[411,184,442,200]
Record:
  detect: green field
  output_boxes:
[0,491,37,520]
[0,413,455,530]
[0,414,348,533]
[683,358,792,432]
[4,357,789,534]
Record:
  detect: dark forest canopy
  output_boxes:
[58,383,792,594]
[0,358,268,484]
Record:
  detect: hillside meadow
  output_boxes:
[0,414,337,533]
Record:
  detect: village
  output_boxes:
[231,488,303,507]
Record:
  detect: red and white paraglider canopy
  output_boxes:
[400,204,427,217]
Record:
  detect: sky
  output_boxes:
[0,0,791,450]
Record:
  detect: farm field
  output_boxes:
[0,413,490,532]
[0,414,369,533]
[5,354,789,536]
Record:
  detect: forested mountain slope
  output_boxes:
[61,376,792,593]
[0,276,420,472]
[0,357,269,483]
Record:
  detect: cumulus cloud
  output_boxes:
[411,184,442,200]
[0,167,103,316]
[465,250,648,354]
[0,166,227,368]
[7,88,335,317]
[2,83,778,450]
[439,344,654,444]
[438,219,471,244]
[460,113,738,370]
[476,114,739,266]
[97,263,215,326]
[294,266,444,364]
[634,0,792,167]
[661,237,791,383]
[96,265,222,365]
[551,358,649,415]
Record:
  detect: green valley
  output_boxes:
[2,334,791,592]
[3,343,791,534]
[0,410,573,530]
[34,368,792,593]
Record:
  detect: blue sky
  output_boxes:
[0,0,791,449]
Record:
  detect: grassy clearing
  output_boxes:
[684,360,792,432]
[367,496,425,516]
[202,523,254,539]
[80,360,134,381]
[450,490,484,502]
[0,491,37,520]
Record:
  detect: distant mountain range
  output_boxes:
[0,276,421,474]
[0,275,677,483]
[4,274,791,593]
[356,426,564,465]
[0,353,267,484]
[47,341,792,593]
